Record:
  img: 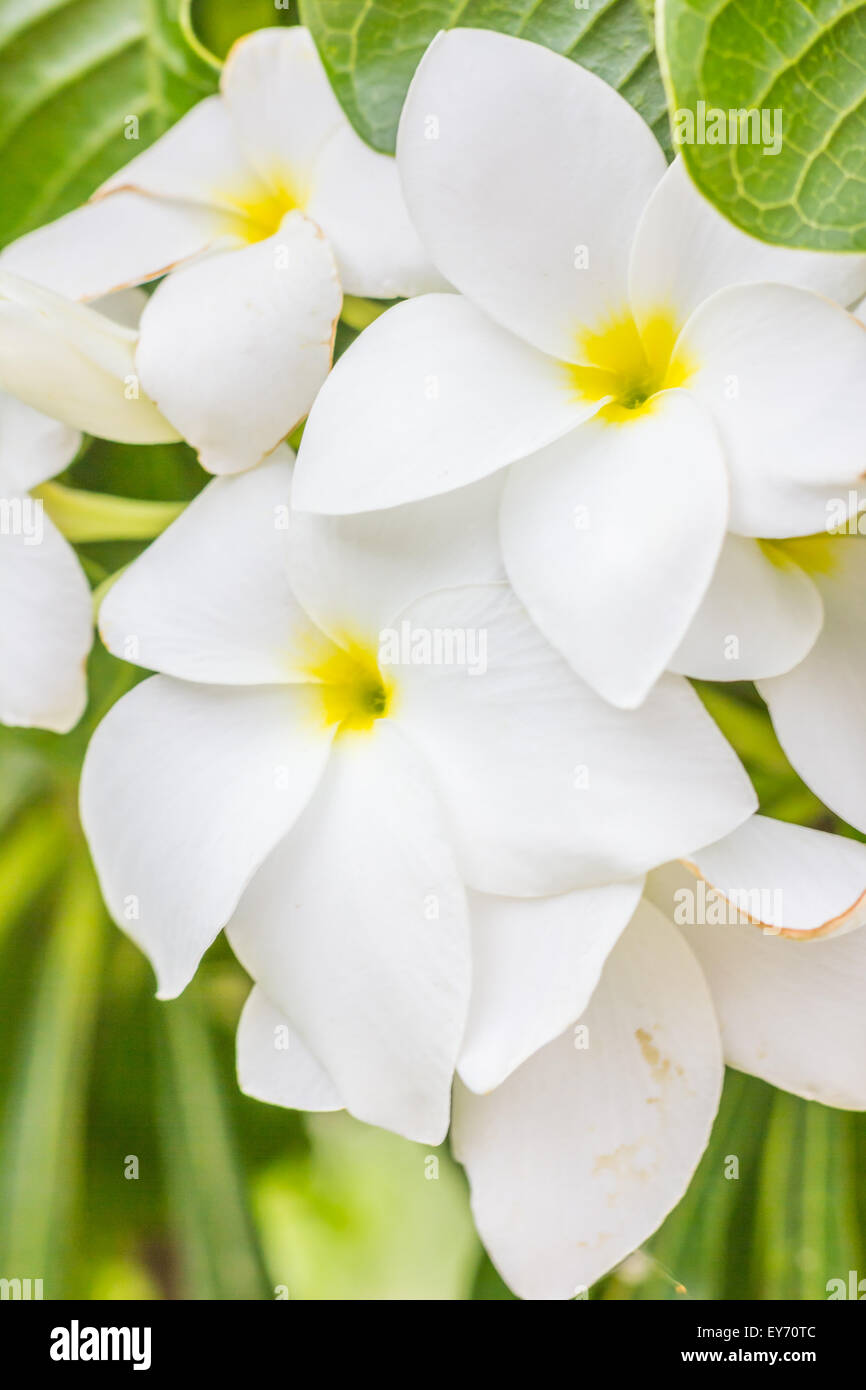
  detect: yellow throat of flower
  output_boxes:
[308,640,394,735]
[759,534,840,578]
[221,174,309,243]
[566,309,693,423]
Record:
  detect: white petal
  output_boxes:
[654,862,866,1107]
[136,213,341,474]
[629,157,866,332]
[676,283,866,537]
[293,294,593,514]
[452,901,723,1299]
[227,723,470,1145]
[0,509,91,731]
[670,533,823,681]
[98,449,323,684]
[0,389,80,492]
[397,28,666,360]
[651,815,866,939]
[392,584,756,894]
[98,95,267,214]
[287,471,505,648]
[80,676,333,999]
[306,125,448,297]
[759,538,866,833]
[501,390,728,708]
[0,192,236,301]
[220,27,345,190]
[0,272,179,443]
[458,880,644,1094]
[236,986,343,1112]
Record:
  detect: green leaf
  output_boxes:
[600,1071,866,1302]
[753,1089,862,1297]
[157,987,272,1299]
[630,1070,774,1300]
[657,0,866,250]
[0,852,106,1294]
[301,0,672,157]
[470,1251,518,1299]
[186,0,298,63]
[0,799,66,945]
[0,0,218,248]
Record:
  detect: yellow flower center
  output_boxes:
[308,639,393,734]
[566,309,693,423]
[218,174,309,243]
[759,534,840,578]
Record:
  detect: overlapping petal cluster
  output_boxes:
[2,24,866,1300]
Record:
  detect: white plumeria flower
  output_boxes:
[80,449,754,1143]
[0,27,444,474]
[293,29,866,709]
[744,295,866,835]
[0,389,92,731]
[756,533,866,836]
[241,809,866,1299]
[0,272,181,445]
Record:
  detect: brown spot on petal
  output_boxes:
[635,1028,683,1085]
[593,1142,650,1183]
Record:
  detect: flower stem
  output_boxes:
[340,295,392,331]
[34,482,187,542]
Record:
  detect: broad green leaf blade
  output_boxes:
[0,0,218,248]
[657,0,866,250]
[157,988,272,1300]
[0,851,106,1294]
[753,1089,862,1298]
[300,0,672,157]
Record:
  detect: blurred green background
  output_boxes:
[1,0,865,1301]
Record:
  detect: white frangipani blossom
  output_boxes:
[293,29,866,709]
[0,389,92,731]
[243,810,866,1300]
[0,272,181,445]
[79,449,755,1147]
[757,533,866,836]
[730,293,866,834]
[0,27,443,474]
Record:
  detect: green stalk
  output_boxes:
[340,295,391,331]
[34,482,186,543]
